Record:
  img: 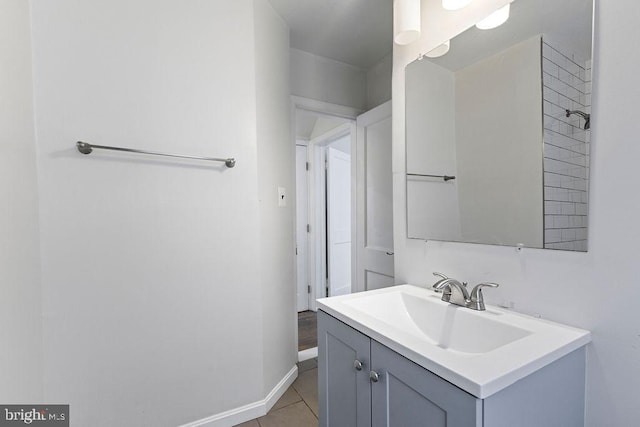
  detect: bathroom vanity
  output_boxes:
[317,285,591,427]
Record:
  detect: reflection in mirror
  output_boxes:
[405,0,593,251]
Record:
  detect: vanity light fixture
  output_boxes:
[424,40,451,58]
[476,3,510,30]
[394,0,421,45]
[442,0,472,11]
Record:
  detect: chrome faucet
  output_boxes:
[431,272,499,311]
[434,277,470,306]
[432,272,467,300]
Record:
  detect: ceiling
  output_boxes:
[296,109,350,141]
[268,0,393,69]
[416,0,593,71]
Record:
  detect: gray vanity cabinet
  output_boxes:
[318,310,480,427]
[318,310,371,427]
[318,310,586,427]
[371,340,481,427]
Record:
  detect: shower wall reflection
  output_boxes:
[542,39,591,251]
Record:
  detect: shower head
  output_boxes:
[565,109,591,130]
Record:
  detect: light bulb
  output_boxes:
[476,4,510,30]
[394,0,421,45]
[424,40,451,58]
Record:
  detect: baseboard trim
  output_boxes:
[179,365,298,427]
[298,347,318,362]
[263,365,298,413]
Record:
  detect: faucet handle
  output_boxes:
[432,272,449,294]
[433,272,467,286]
[468,282,499,311]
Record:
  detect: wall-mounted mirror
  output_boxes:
[406,0,593,251]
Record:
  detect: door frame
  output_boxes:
[308,123,354,309]
[295,142,311,312]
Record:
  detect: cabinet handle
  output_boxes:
[354,360,364,371]
[370,371,380,382]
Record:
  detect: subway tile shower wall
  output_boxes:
[542,39,591,251]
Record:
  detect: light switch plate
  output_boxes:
[278,187,286,207]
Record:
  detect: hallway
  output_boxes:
[298,310,317,351]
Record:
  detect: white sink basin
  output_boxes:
[317,284,590,398]
[342,291,531,354]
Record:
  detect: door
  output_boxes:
[327,146,352,297]
[296,144,309,312]
[356,101,394,292]
[370,341,482,427]
[318,311,371,427]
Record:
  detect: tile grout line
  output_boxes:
[268,395,303,414]
[292,366,319,421]
[300,397,319,421]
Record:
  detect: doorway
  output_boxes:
[293,101,355,360]
[296,128,353,357]
[292,97,394,360]
[294,103,356,310]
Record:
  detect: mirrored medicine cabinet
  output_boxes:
[405,0,593,251]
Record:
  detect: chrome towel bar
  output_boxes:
[76,141,236,168]
[407,173,455,182]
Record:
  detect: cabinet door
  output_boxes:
[371,340,482,427]
[318,311,372,427]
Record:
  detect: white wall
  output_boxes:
[254,0,297,397]
[455,36,543,247]
[290,48,367,110]
[393,0,640,425]
[405,59,461,240]
[309,116,351,141]
[329,134,351,154]
[366,53,393,110]
[290,47,391,113]
[405,37,542,246]
[0,0,43,403]
[30,0,292,425]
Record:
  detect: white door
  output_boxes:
[327,146,351,297]
[295,145,309,312]
[356,101,394,292]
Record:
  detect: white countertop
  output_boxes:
[317,284,591,399]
